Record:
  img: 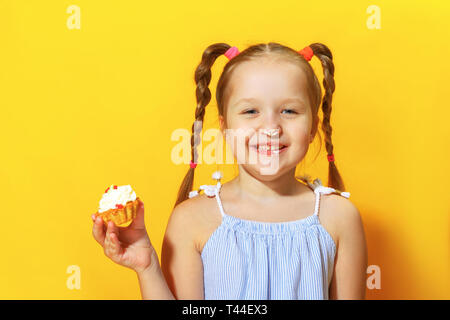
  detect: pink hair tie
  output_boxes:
[327,154,335,162]
[224,46,240,60]
[190,160,197,169]
[298,46,314,61]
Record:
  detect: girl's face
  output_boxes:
[219,58,317,178]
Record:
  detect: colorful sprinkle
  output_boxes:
[113,185,118,189]
[105,187,110,193]
[116,204,123,209]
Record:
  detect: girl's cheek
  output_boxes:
[228,129,254,151]
[297,130,311,144]
[286,122,310,141]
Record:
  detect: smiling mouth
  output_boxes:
[249,144,288,155]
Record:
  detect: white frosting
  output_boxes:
[98,184,137,213]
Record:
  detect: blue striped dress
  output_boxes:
[192,172,350,300]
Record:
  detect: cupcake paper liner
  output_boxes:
[95,197,140,226]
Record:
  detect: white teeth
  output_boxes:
[253,145,285,152]
[257,145,283,151]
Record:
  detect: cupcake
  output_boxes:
[94,184,139,226]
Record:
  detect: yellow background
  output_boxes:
[0,0,448,299]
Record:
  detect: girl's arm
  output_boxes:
[92,199,176,300]
[136,249,175,300]
[136,199,205,300]
[160,199,206,299]
[329,198,368,299]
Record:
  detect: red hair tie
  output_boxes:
[298,46,314,61]
[327,154,335,162]
[224,46,240,60]
[190,160,197,169]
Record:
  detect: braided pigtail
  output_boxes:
[174,43,232,208]
[309,43,346,192]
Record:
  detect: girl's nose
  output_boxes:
[259,117,282,137]
[262,128,280,137]
[255,126,282,146]
[254,111,283,140]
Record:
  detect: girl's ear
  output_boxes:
[219,115,226,134]
[310,116,319,143]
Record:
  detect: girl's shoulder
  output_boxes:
[172,190,222,252]
[320,191,357,211]
[318,191,362,245]
[176,191,219,219]
[299,176,360,245]
[301,176,357,217]
[179,171,226,223]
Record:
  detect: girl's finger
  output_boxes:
[105,221,118,250]
[130,198,145,229]
[92,216,106,246]
[104,232,113,258]
[106,220,118,236]
[104,226,121,261]
[109,232,122,257]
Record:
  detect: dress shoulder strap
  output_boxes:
[305,178,351,216]
[188,171,226,218]
[213,181,226,218]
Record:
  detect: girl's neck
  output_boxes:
[229,166,307,203]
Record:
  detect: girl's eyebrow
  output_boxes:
[234,97,307,106]
[234,97,260,105]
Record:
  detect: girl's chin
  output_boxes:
[244,164,284,177]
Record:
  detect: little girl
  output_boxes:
[92,42,368,300]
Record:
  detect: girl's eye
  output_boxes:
[282,109,297,114]
[241,108,298,115]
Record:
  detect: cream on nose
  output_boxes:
[262,128,280,137]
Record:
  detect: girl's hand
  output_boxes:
[91,199,157,274]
